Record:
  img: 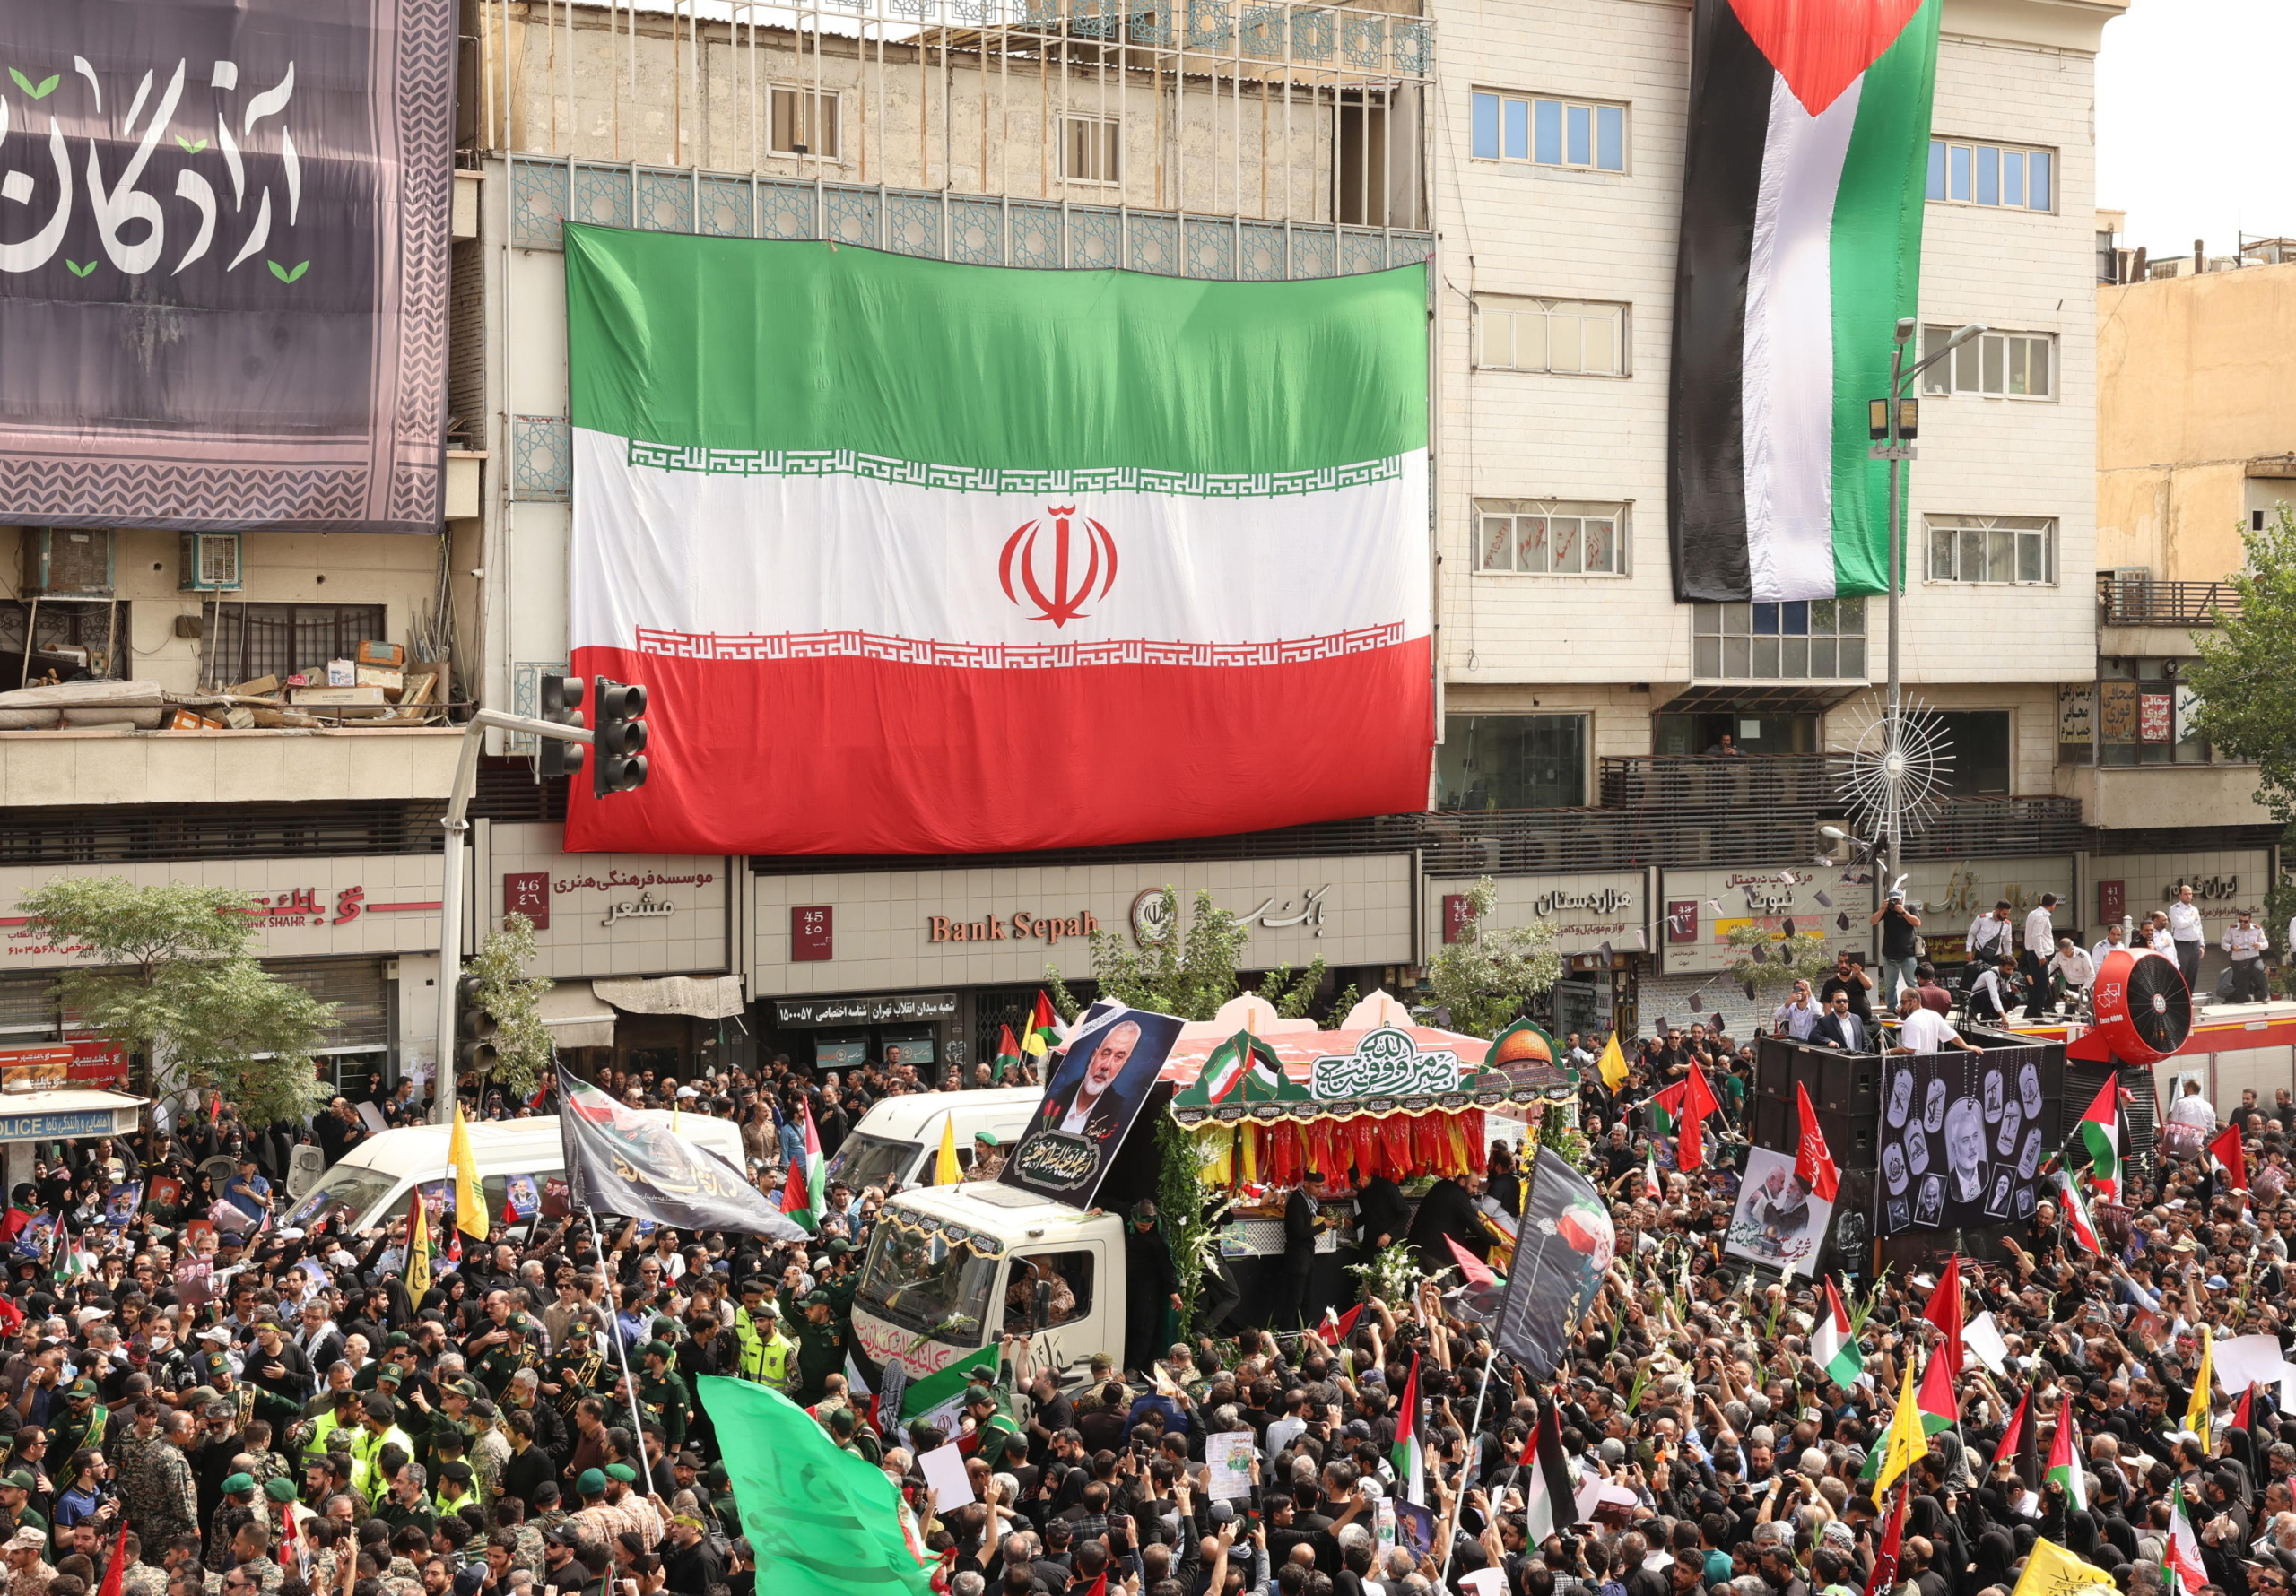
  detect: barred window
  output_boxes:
[201,603,388,688]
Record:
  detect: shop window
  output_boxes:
[0,600,132,682]
[1437,714,1588,810]
[1931,711,2011,796]
[2095,661,2213,767]
[1003,1250,1094,1334]
[201,603,389,688]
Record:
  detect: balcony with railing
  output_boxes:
[2097,571,2242,627]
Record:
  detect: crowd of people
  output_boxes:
[0,942,2288,1596]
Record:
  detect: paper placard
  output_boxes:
[1205,1431,1256,1500]
[919,1441,974,1512]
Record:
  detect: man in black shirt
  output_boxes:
[1819,952,1874,1021]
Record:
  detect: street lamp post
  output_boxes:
[1868,318,1985,886]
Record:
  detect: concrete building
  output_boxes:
[7,0,2277,1089]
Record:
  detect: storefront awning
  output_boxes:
[592,975,745,1020]
[0,1089,148,1143]
[535,984,620,1049]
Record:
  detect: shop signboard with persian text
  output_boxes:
[1421,871,1647,960]
[1657,864,1873,975]
[478,824,733,981]
[0,856,444,967]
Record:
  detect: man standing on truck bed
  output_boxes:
[1120,1200,1178,1378]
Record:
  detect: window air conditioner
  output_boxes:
[178,531,244,592]
[18,528,114,594]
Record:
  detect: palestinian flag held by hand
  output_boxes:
[992,1025,1024,1085]
[1916,1341,1958,1435]
[1318,1303,1363,1347]
[1022,993,1064,1060]
[1668,0,1944,603]
[1813,1278,1863,1389]
[2074,1078,2123,1201]
[2058,1171,2105,1256]
[2046,1410,2087,1511]
[1522,1400,1578,1545]
[1391,1354,1425,1505]
[1990,1389,2030,1475]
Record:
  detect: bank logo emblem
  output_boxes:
[1000,506,1118,628]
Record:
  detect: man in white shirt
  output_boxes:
[1771,980,1822,1042]
[2091,920,2129,972]
[2048,936,2095,1012]
[1889,988,1979,1054]
[1967,902,2016,967]
[2167,1078,2217,1133]
[1967,956,2017,1025]
[2020,894,2057,1019]
[2167,884,2207,991]
[2223,910,2271,1002]
[2147,911,2177,955]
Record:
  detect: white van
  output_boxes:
[283,1113,746,1234]
[825,1088,1043,1193]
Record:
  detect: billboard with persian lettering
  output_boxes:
[0,856,444,966]
[0,0,453,532]
[1421,871,1648,958]
[477,824,733,980]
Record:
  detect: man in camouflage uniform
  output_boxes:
[205,1474,259,1574]
[217,1522,285,1596]
[3,1526,53,1596]
[466,1402,509,1528]
[117,1411,200,1551]
[474,1319,539,1402]
[47,1381,106,1463]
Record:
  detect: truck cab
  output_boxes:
[848,1182,1124,1380]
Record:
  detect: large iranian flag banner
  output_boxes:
[561,227,1431,856]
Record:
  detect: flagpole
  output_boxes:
[1438,1344,1500,1587]
[583,1207,658,1492]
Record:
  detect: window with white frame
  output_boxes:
[1926,138,2053,211]
[1060,116,1121,184]
[1470,91,1626,172]
[770,87,840,159]
[1926,516,2057,585]
[1474,295,1626,377]
[1474,499,1629,575]
[1921,326,2055,399]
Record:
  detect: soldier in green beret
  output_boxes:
[475,1318,539,1401]
[782,1291,845,1407]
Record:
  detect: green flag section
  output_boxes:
[2046,1411,2087,1510]
[898,1341,1002,1434]
[2074,1079,2120,1201]
[697,1375,932,1596]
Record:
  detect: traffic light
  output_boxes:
[592,677,649,798]
[455,973,499,1077]
[538,674,586,779]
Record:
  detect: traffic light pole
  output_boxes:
[431,709,594,1126]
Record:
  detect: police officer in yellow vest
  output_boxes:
[731,1279,799,1396]
[349,1392,414,1508]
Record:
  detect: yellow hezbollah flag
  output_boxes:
[1596,1035,1630,1091]
[935,1115,961,1185]
[2010,1539,2117,1596]
[449,1105,488,1241]
[2187,1323,2213,1445]
[405,1190,431,1303]
[1875,1352,1927,1493]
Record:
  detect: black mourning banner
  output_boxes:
[1490,1148,1615,1381]
[1875,1044,2057,1235]
[0,0,453,531]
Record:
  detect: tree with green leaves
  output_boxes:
[465,912,556,1102]
[1726,924,1836,994]
[18,877,337,1127]
[1422,876,1561,1038]
[1081,887,1324,1021]
[2187,507,2296,946]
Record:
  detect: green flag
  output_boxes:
[696,1375,932,1595]
[898,1341,1003,1434]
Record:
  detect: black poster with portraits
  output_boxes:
[0,0,453,532]
[1001,1003,1186,1210]
[1875,1043,2059,1235]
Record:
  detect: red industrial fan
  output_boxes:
[2069,948,2193,1064]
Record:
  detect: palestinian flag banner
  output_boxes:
[1813,1279,1863,1387]
[1916,1340,1957,1434]
[1522,1400,1578,1544]
[2046,1410,2087,1510]
[1668,0,1943,602]
[1990,1390,2029,1474]
[561,227,1432,856]
[992,1025,1024,1084]
[2074,1078,2122,1201]
[2058,1171,2104,1255]
[1023,993,1065,1061]
[1392,1355,1425,1505]
[897,1341,1001,1436]
[781,1099,827,1231]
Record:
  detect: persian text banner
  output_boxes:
[0,0,453,532]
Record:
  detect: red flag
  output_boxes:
[1081,1577,1107,1596]
[208,1091,222,1125]
[1318,1304,1364,1346]
[1864,1488,1909,1596]
[501,1196,520,1227]
[527,1078,550,1113]
[2209,1123,2248,1191]
[1667,1060,1722,1171]
[0,1293,23,1337]
[1794,1081,1839,1201]
[95,1525,126,1596]
[1923,1256,1964,1375]
[1918,1345,1959,1431]
[1990,1390,2030,1473]
[1445,1236,1496,1288]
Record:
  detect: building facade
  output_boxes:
[13,0,2281,1091]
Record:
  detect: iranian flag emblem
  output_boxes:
[1669,0,1944,602]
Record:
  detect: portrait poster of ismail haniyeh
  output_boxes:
[1001,1004,1185,1209]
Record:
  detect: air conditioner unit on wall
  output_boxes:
[18,528,114,594]
[178,531,243,592]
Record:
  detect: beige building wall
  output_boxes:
[2097,260,2296,580]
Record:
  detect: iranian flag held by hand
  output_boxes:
[561,230,1432,857]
